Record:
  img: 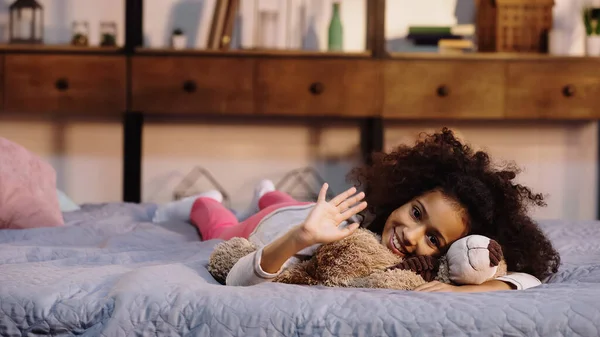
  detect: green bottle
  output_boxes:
[328,2,343,51]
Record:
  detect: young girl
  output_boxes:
[154,128,560,292]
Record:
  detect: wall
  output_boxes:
[0,115,123,204]
[0,0,596,220]
[0,0,125,46]
[142,117,361,211]
[385,122,598,221]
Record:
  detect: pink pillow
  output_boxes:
[0,137,64,229]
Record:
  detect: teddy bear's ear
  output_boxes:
[208,237,256,284]
[488,239,504,267]
[446,235,502,285]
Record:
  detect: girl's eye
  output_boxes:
[412,206,421,219]
[427,234,440,247]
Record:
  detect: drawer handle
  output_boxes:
[183,80,197,93]
[437,85,450,97]
[309,82,324,95]
[562,85,575,97]
[55,78,69,92]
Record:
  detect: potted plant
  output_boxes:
[71,21,89,47]
[583,7,600,56]
[171,28,186,50]
[100,22,117,47]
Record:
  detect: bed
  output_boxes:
[1,202,599,336]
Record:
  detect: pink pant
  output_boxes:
[191,191,310,241]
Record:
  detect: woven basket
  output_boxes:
[475,0,555,52]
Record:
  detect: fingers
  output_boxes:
[319,185,365,215]
[414,281,449,292]
[337,192,365,213]
[333,223,360,241]
[317,183,329,202]
[340,201,367,221]
[344,223,360,233]
[414,281,456,292]
[414,281,441,292]
[329,186,357,206]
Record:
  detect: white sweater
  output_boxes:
[226,204,541,290]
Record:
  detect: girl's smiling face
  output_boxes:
[381,190,469,258]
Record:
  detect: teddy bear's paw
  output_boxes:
[387,256,440,282]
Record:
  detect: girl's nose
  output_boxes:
[403,225,426,248]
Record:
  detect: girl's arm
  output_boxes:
[260,224,311,273]
[226,184,367,286]
[414,273,541,292]
[494,272,542,290]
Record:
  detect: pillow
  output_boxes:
[57,189,80,212]
[0,137,64,229]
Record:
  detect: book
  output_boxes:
[406,33,463,46]
[438,39,475,54]
[219,0,239,50]
[408,24,475,37]
[207,0,230,50]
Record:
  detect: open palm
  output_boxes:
[299,183,367,245]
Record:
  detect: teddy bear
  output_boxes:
[208,228,507,290]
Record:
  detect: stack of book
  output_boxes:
[406,24,475,54]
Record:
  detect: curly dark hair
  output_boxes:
[348,127,560,280]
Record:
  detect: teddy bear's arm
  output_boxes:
[347,269,427,290]
[272,260,319,285]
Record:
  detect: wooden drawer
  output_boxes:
[255,59,380,117]
[383,60,505,119]
[506,60,600,119]
[4,54,126,114]
[131,56,255,115]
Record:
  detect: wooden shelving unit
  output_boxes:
[1,0,599,212]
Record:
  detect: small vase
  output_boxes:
[172,35,187,49]
[328,2,343,51]
[548,29,567,55]
[586,36,600,56]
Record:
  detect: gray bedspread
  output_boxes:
[1,202,599,336]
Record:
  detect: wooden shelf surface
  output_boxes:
[0,44,123,54]
[134,47,373,59]
[388,51,597,62]
[1,45,596,63]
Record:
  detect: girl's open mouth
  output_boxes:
[389,229,408,256]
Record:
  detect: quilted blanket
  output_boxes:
[1,203,599,336]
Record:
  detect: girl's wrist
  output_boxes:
[292,223,317,248]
